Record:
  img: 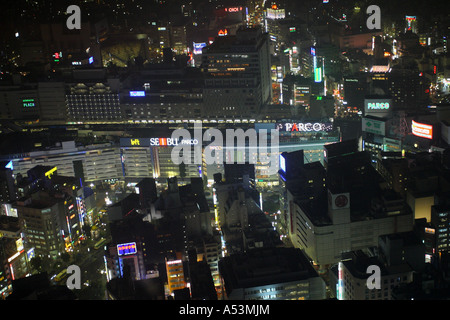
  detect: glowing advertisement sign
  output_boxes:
[22,99,36,107]
[121,137,199,147]
[225,7,242,12]
[218,29,228,36]
[117,242,137,256]
[314,67,322,82]
[279,154,286,172]
[364,99,392,116]
[367,102,389,110]
[149,137,199,146]
[276,122,333,132]
[45,166,57,179]
[130,91,145,97]
[5,161,13,170]
[412,120,433,139]
[193,42,207,55]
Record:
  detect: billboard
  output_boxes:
[193,42,207,55]
[279,154,286,173]
[117,242,137,256]
[130,91,145,97]
[364,98,392,117]
[314,67,322,82]
[362,117,386,136]
[22,99,36,108]
[412,120,433,139]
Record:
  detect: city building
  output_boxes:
[219,247,326,300]
[201,26,272,118]
[165,258,187,296]
[431,205,450,253]
[187,248,217,300]
[105,213,159,282]
[66,70,121,122]
[14,197,63,259]
[0,216,28,298]
[0,161,17,206]
[330,249,415,300]
[281,143,415,269]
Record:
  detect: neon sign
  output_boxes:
[276,122,333,132]
[226,7,242,12]
[193,42,207,55]
[367,102,389,110]
[117,242,137,256]
[412,120,433,139]
[218,29,228,36]
[5,161,13,170]
[130,91,145,97]
[22,99,36,107]
[314,67,322,82]
[131,139,140,146]
[45,167,57,179]
[149,137,199,146]
[279,154,286,172]
[124,137,200,147]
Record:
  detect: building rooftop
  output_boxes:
[219,247,319,294]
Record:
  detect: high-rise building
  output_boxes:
[165,258,186,296]
[343,74,368,111]
[14,198,63,259]
[201,27,272,118]
[431,205,450,253]
[0,216,29,297]
[0,161,17,205]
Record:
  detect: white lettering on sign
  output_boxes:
[149,137,199,146]
[276,122,332,132]
[368,102,389,110]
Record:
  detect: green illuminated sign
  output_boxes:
[368,102,389,110]
[22,99,36,107]
[314,67,322,82]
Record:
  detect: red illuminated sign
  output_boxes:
[226,7,242,12]
[412,120,433,139]
[218,29,228,36]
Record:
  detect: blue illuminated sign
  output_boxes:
[117,242,137,256]
[89,56,94,64]
[193,42,207,55]
[129,91,145,97]
[280,154,286,173]
[5,160,13,170]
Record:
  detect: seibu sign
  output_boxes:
[276,122,333,132]
[125,137,199,147]
[149,137,199,146]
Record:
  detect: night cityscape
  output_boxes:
[0,0,449,310]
